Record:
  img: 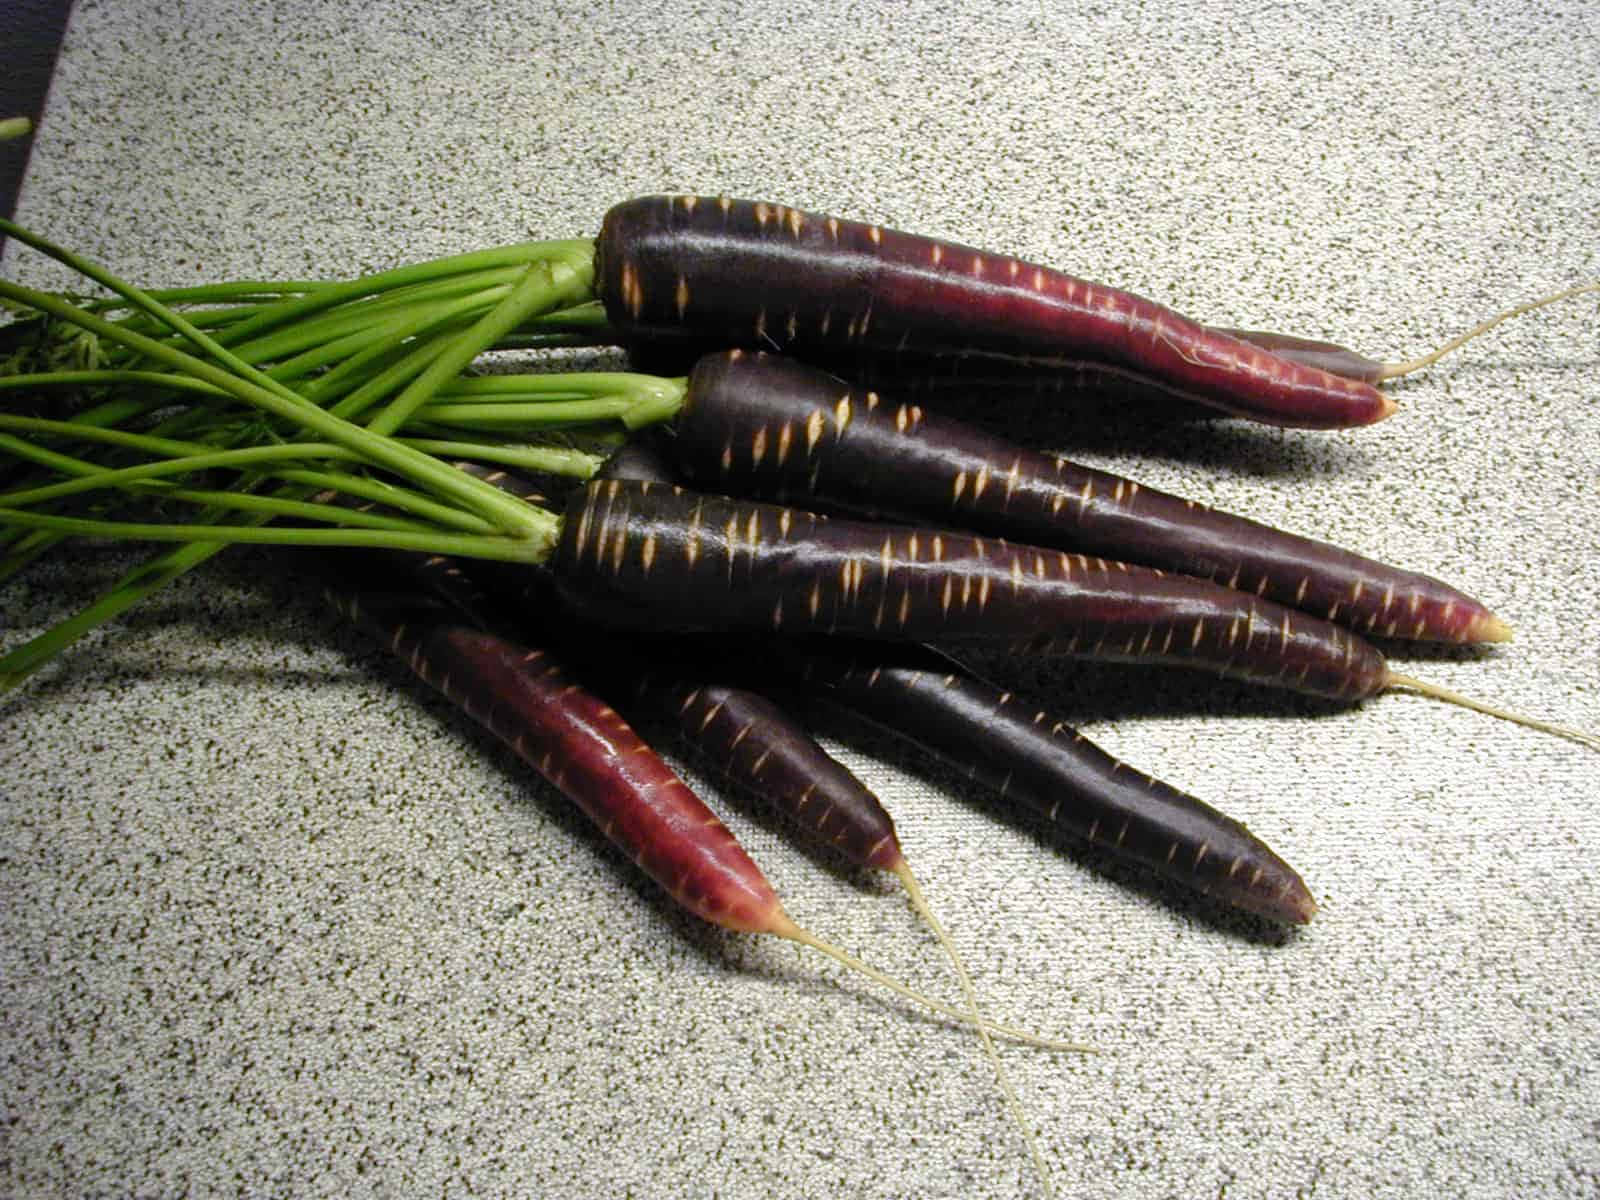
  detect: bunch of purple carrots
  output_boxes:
[2,194,1594,939]
[7,191,1598,1197]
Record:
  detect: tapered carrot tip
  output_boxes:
[1373,391,1399,422]
[1468,612,1515,644]
[1235,866,1317,925]
[1279,882,1318,925]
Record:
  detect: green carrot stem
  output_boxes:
[0,529,61,586]
[0,369,230,399]
[0,423,510,536]
[620,388,688,430]
[515,299,612,330]
[0,278,551,537]
[260,469,501,533]
[0,536,263,688]
[173,239,596,352]
[130,488,448,534]
[438,372,675,399]
[104,301,284,342]
[2,220,594,503]
[213,269,521,366]
[86,280,325,307]
[379,374,688,432]
[409,398,640,428]
[252,291,509,390]
[297,295,521,409]
[0,218,302,378]
[0,229,597,682]
[0,413,263,461]
[0,506,554,561]
[0,432,132,482]
[363,257,595,437]
[393,438,603,477]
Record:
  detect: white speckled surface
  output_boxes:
[3,3,1599,1197]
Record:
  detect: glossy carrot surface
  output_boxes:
[326,585,785,933]
[597,194,1394,429]
[551,479,1391,701]
[782,639,1316,924]
[670,350,1507,644]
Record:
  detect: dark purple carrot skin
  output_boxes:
[586,444,907,871]
[1212,328,1387,383]
[550,478,1392,701]
[669,351,1505,644]
[597,435,681,487]
[324,585,785,934]
[791,347,1220,423]
[595,194,1393,429]
[781,640,1316,925]
[627,669,905,871]
[627,332,1374,420]
[590,444,1304,914]
[440,456,909,875]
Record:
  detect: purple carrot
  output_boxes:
[665,350,1509,644]
[549,478,1600,750]
[595,194,1395,429]
[594,448,908,871]
[1211,328,1386,382]
[550,477,1392,702]
[553,443,1318,919]
[633,665,907,871]
[440,456,911,876]
[324,584,785,932]
[780,639,1316,925]
[319,579,1085,1076]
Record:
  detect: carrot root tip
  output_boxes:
[892,860,1057,1200]
[769,918,1093,1053]
[1378,280,1600,380]
[1469,614,1515,644]
[1386,672,1600,752]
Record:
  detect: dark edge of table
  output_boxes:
[2,0,74,238]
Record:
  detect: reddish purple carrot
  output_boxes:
[320,580,1096,1051]
[326,586,783,932]
[595,194,1395,429]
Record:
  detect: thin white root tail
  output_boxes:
[1378,281,1600,380]
[1388,673,1600,752]
[895,860,1058,1200]
[769,913,1096,1054]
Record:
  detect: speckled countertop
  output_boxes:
[3,4,1598,1198]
